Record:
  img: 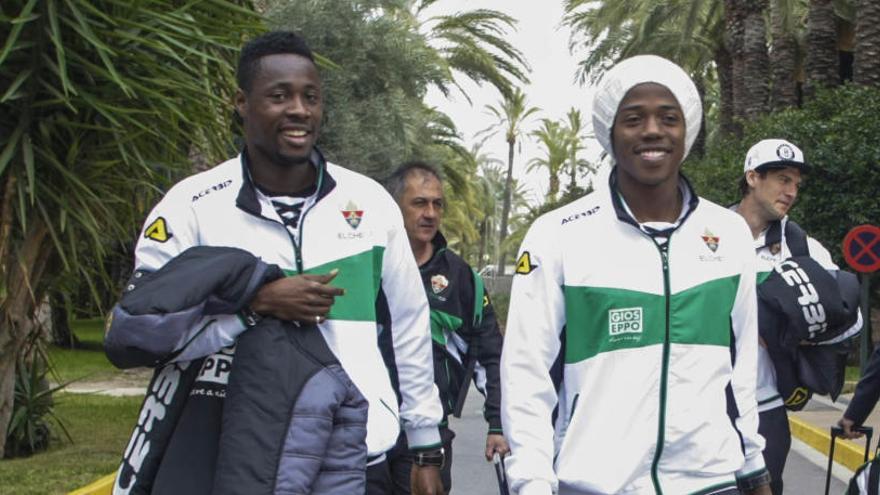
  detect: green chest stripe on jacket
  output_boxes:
[430,309,463,345]
[283,246,385,321]
[757,270,771,284]
[563,275,740,364]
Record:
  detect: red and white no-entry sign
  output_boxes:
[842,224,880,273]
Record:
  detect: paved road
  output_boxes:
[450,389,854,494]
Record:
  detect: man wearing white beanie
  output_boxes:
[500,55,770,495]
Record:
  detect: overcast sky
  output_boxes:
[422,0,603,204]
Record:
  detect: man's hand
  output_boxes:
[411,464,444,495]
[484,433,510,461]
[838,416,865,439]
[249,270,344,324]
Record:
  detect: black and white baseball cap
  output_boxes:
[743,139,810,173]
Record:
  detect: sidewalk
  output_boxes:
[789,391,879,472]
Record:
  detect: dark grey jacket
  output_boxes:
[106,246,368,495]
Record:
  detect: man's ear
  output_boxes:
[745,170,759,188]
[234,89,247,122]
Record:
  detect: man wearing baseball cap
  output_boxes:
[733,138,862,494]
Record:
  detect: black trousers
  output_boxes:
[365,428,454,494]
[758,406,791,495]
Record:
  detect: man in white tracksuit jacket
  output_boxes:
[500,55,770,495]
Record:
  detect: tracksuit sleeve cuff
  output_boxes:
[519,480,553,495]
[405,425,442,451]
[488,416,503,432]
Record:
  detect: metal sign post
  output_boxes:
[842,224,880,374]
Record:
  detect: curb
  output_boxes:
[789,415,872,471]
[67,473,114,495]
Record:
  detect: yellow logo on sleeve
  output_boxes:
[515,251,536,275]
[144,217,172,243]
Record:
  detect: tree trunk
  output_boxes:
[769,0,799,110]
[477,219,488,270]
[497,139,515,276]
[548,173,559,203]
[742,0,770,120]
[854,0,880,86]
[0,221,52,459]
[715,45,737,137]
[692,76,707,158]
[724,0,746,135]
[805,0,840,97]
[50,292,77,349]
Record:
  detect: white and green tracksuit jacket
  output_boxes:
[132,149,442,456]
[501,174,766,495]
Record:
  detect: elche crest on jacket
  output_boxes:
[701,228,720,253]
[340,200,364,230]
[430,274,449,295]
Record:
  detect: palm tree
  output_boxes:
[527,120,570,203]
[854,0,880,86]
[564,0,724,84]
[562,109,596,193]
[0,0,261,456]
[476,88,540,275]
[769,0,801,110]
[741,0,771,120]
[373,0,531,99]
[805,0,840,96]
[417,6,531,99]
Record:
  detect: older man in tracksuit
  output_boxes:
[500,55,770,495]
[379,161,508,493]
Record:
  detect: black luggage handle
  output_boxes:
[493,452,510,495]
[826,425,874,495]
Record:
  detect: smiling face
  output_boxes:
[236,53,322,168]
[611,83,686,191]
[399,172,444,248]
[747,166,802,221]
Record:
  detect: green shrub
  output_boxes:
[4,344,71,459]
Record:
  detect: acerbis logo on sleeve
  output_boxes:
[608,307,643,336]
[515,251,537,274]
[144,217,172,243]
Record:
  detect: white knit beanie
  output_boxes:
[591,55,703,162]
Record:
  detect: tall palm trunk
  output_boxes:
[715,46,737,137]
[497,139,515,276]
[770,0,799,110]
[742,0,770,120]
[548,174,560,203]
[805,0,840,97]
[724,0,746,135]
[854,0,880,86]
[477,219,489,270]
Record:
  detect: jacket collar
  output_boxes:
[762,216,788,249]
[419,231,448,269]
[236,147,337,216]
[607,167,700,236]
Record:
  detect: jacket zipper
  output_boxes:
[650,241,671,494]
[283,168,325,273]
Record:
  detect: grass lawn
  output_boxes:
[48,318,120,384]
[0,393,142,495]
